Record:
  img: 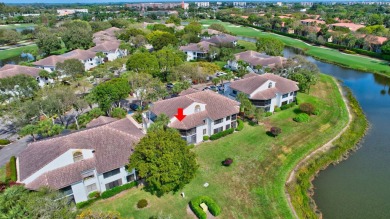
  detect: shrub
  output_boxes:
[203,136,209,141]
[88,191,100,199]
[9,156,17,182]
[264,112,272,117]
[270,127,281,137]
[299,102,316,115]
[280,103,295,110]
[76,199,99,209]
[209,128,234,140]
[111,107,127,119]
[294,113,310,123]
[0,139,10,145]
[235,119,244,131]
[5,162,11,183]
[313,108,320,115]
[274,107,281,112]
[133,112,142,124]
[222,158,233,166]
[189,196,221,219]
[101,181,138,199]
[137,199,148,209]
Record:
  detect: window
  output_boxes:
[203,129,206,135]
[226,116,231,121]
[214,119,223,125]
[105,179,122,190]
[60,186,73,196]
[127,174,135,182]
[195,105,201,112]
[231,114,237,120]
[103,168,120,179]
[213,127,223,134]
[73,151,83,162]
[282,93,289,98]
[232,90,237,95]
[268,82,272,88]
[226,124,230,130]
[290,92,294,96]
[86,184,97,193]
[83,175,94,181]
[231,121,237,129]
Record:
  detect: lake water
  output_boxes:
[0,53,34,67]
[283,47,390,218]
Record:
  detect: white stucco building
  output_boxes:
[229,73,299,112]
[143,89,240,144]
[17,117,144,203]
[179,41,216,61]
[89,40,127,62]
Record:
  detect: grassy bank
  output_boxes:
[87,74,348,218]
[286,88,368,218]
[200,20,390,76]
[0,44,38,61]
[0,23,36,30]
[0,165,5,182]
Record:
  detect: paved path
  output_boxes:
[284,79,352,218]
[0,136,31,166]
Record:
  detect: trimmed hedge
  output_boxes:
[88,191,100,199]
[294,113,310,123]
[209,128,234,140]
[274,107,281,112]
[76,198,99,209]
[101,181,138,199]
[235,119,244,131]
[9,156,17,182]
[264,112,273,117]
[189,196,221,219]
[0,139,10,145]
[203,136,209,141]
[137,199,148,208]
[280,103,295,110]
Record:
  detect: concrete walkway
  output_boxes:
[0,136,31,166]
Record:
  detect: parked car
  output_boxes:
[209,85,218,91]
[216,72,227,77]
[202,86,210,91]
[130,103,143,111]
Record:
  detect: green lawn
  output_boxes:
[0,165,5,182]
[87,74,348,218]
[0,44,38,61]
[201,19,390,75]
[0,23,36,30]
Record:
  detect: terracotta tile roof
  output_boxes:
[0,64,41,79]
[330,23,365,32]
[201,29,222,35]
[93,27,121,38]
[89,40,121,53]
[151,90,239,128]
[203,34,238,45]
[93,35,117,44]
[242,72,258,79]
[33,55,67,67]
[170,110,208,130]
[86,116,118,128]
[18,117,144,186]
[234,50,287,68]
[179,88,200,96]
[179,41,215,53]
[59,49,96,61]
[230,73,299,100]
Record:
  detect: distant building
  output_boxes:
[276,2,283,6]
[300,2,313,7]
[195,2,210,7]
[57,9,88,16]
[202,34,238,47]
[329,23,365,32]
[233,2,246,7]
[0,64,52,87]
[180,41,216,61]
[126,3,188,10]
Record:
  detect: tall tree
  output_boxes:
[155,45,185,73]
[62,20,93,50]
[36,28,62,56]
[56,59,85,80]
[256,36,284,56]
[0,75,39,102]
[128,128,198,196]
[147,31,178,51]
[126,51,159,74]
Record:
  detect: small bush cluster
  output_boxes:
[76,199,99,209]
[270,127,282,137]
[88,191,100,199]
[280,102,296,110]
[294,113,310,123]
[137,199,148,209]
[264,112,273,117]
[133,112,142,124]
[111,107,127,119]
[0,139,10,145]
[222,158,233,166]
[203,136,209,141]
[235,119,244,131]
[75,108,105,129]
[209,128,234,140]
[299,103,316,115]
[313,108,320,115]
[274,107,281,112]
[189,196,221,219]
[6,156,17,182]
[101,181,138,199]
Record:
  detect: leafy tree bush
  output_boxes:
[293,113,310,123]
[235,119,244,131]
[9,156,16,182]
[256,36,284,56]
[299,103,316,115]
[88,191,100,199]
[0,139,10,145]
[274,107,281,112]
[222,158,233,166]
[270,127,282,137]
[101,181,138,199]
[189,196,221,219]
[203,136,209,141]
[280,103,295,110]
[77,209,120,219]
[264,112,273,117]
[137,199,148,209]
[313,108,320,115]
[209,128,234,140]
[111,107,127,119]
[129,128,198,196]
[76,199,100,209]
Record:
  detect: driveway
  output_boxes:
[0,136,31,167]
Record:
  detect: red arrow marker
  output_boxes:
[175,108,186,121]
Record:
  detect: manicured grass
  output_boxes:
[0,23,36,30]
[200,20,390,75]
[0,44,38,61]
[87,74,348,218]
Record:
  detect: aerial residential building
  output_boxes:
[143,90,240,144]
[202,34,238,47]
[300,2,313,7]
[329,23,366,32]
[228,73,299,112]
[233,2,246,7]
[300,19,325,26]
[126,3,188,10]
[179,41,216,61]
[0,64,52,87]
[89,40,127,62]
[57,9,88,16]
[33,55,67,73]
[195,2,210,7]
[17,116,144,204]
[227,50,287,73]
